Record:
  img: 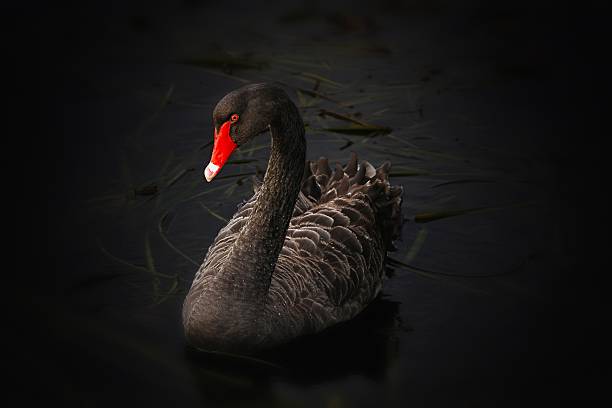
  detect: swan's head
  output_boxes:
[205,83,290,182]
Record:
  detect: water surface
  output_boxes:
[41,1,574,406]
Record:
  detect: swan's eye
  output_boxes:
[230,114,239,123]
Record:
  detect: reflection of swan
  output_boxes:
[186,298,404,405]
[182,84,403,352]
[260,297,405,383]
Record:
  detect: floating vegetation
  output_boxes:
[339,138,354,150]
[400,147,465,161]
[131,168,195,202]
[318,109,372,127]
[98,240,148,273]
[152,276,181,306]
[322,125,391,137]
[180,50,268,74]
[431,179,496,188]
[215,172,256,180]
[269,56,331,70]
[181,181,236,203]
[223,176,251,197]
[134,182,158,196]
[158,211,199,266]
[296,88,319,108]
[194,348,283,370]
[387,256,446,281]
[158,150,175,178]
[372,108,390,116]
[404,228,428,264]
[144,233,162,302]
[199,141,213,150]
[126,84,175,146]
[86,192,132,210]
[386,257,492,295]
[293,87,341,104]
[199,202,229,224]
[389,169,431,177]
[413,200,537,223]
[414,207,488,223]
[389,254,527,279]
[98,238,181,305]
[366,143,466,161]
[165,168,195,189]
[159,210,175,234]
[317,108,392,137]
[120,151,136,202]
[293,72,344,88]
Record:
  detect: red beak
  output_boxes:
[204,120,237,182]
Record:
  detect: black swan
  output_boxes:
[182,83,403,352]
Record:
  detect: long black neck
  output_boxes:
[215,101,306,303]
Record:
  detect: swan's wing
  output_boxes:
[267,153,404,336]
[268,193,385,335]
[307,152,404,249]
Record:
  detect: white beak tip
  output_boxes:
[204,163,220,182]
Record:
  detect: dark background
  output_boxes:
[12,0,607,406]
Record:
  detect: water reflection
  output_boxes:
[186,297,405,405]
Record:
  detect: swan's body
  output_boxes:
[182,84,403,352]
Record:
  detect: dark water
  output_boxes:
[34,1,581,406]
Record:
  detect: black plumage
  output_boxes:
[182,84,403,352]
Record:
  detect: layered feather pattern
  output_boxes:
[188,152,403,344]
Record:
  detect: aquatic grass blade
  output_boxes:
[199,202,229,223]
